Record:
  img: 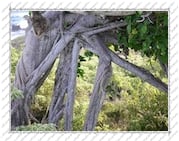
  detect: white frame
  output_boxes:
[0,0,178,141]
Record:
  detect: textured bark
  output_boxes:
[48,43,73,125]
[64,39,81,131]
[84,58,112,130]
[12,12,61,127]
[107,49,168,93]
[81,35,112,130]
[12,11,168,130]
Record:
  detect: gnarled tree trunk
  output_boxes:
[11,11,168,130]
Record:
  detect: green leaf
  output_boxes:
[79,55,86,62]
[127,24,131,34]
[11,86,24,100]
[84,51,93,60]
[159,54,168,64]
[84,51,93,58]
[140,24,147,34]
[114,45,119,51]
[77,68,85,77]
[121,36,128,47]
[142,42,147,49]
[136,11,143,15]
[117,32,122,39]
[132,28,138,35]
[163,15,168,26]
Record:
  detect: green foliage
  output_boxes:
[77,67,85,77]
[11,39,24,101]
[31,95,48,121]
[118,12,168,64]
[77,51,94,77]
[118,83,168,131]
[97,81,168,131]
[77,56,86,77]
[11,86,24,101]
[84,50,93,60]
[73,100,88,131]
[15,123,57,131]
[11,39,23,82]
[97,102,125,131]
[11,47,19,76]
[95,111,110,131]
[106,80,121,101]
[96,59,168,131]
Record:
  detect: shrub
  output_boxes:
[15,123,57,131]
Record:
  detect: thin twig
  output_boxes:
[81,21,127,36]
[136,12,153,24]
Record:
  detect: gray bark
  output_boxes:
[64,39,81,131]
[108,49,168,93]
[81,35,112,130]
[12,12,61,127]
[48,43,73,125]
[84,58,112,131]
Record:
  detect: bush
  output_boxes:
[11,86,24,101]
[73,100,89,131]
[15,123,57,131]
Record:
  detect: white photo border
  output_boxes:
[0,0,178,141]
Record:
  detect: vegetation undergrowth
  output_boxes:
[11,37,168,131]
